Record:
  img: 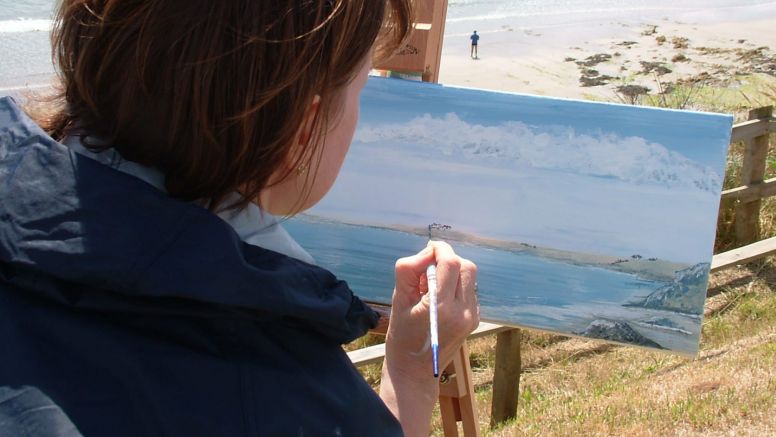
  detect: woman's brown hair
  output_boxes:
[37,0,412,211]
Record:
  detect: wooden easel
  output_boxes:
[373,0,448,83]
[371,2,483,435]
[438,342,479,436]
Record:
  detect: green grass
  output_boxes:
[628,73,776,113]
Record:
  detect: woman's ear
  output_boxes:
[297,94,321,148]
[257,94,323,214]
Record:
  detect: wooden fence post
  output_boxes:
[735,106,773,246]
[490,328,522,427]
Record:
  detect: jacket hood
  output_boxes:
[0,96,378,344]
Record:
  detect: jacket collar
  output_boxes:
[0,96,377,344]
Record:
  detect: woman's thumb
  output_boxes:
[393,245,435,306]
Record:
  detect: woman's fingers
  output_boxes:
[385,241,481,390]
[427,242,480,340]
[456,257,477,303]
[447,257,480,339]
[428,240,460,305]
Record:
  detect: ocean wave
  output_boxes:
[446,6,689,23]
[446,3,776,24]
[0,18,52,33]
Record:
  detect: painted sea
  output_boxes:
[286,216,702,355]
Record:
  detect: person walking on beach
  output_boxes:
[470,30,480,58]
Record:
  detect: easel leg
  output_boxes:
[438,342,480,437]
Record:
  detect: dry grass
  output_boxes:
[463,262,776,437]
[352,263,776,437]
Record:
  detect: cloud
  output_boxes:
[355,113,722,193]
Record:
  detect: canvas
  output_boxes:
[286,77,733,355]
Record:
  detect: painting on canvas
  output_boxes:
[286,77,732,355]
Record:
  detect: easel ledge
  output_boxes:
[350,304,507,366]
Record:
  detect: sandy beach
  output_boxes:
[438,10,776,108]
[3,2,775,109]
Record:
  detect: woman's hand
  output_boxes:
[379,241,479,436]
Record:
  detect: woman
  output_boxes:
[0,1,479,436]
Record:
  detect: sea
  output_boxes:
[2,0,775,89]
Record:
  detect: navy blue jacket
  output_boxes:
[0,97,402,436]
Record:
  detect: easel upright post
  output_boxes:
[438,342,480,437]
[373,0,448,84]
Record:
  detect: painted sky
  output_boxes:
[358,78,731,169]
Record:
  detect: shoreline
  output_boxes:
[4,12,775,106]
[296,213,689,283]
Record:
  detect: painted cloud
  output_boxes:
[356,112,722,194]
